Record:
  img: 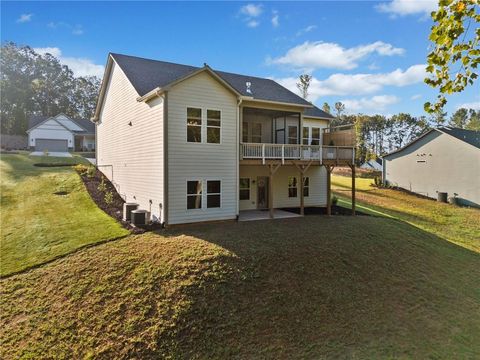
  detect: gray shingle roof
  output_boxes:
[110,53,312,107]
[304,106,334,119]
[27,114,95,134]
[72,118,96,134]
[28,115,48,129]
[439,126,480,149]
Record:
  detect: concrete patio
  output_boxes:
[238,209,301,222]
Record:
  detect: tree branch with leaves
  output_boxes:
[425,0,480,113]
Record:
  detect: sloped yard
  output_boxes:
[1,216,479,358]
[0,153,129,276]
[332,174,480,252]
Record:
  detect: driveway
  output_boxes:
[30,151,73,158]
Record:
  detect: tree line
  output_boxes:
[1,42,101,135]
[321,101,480,164]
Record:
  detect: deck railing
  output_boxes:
[240,143,355,164]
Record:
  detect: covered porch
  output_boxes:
[74,134,95,152]
[238,209,301,222]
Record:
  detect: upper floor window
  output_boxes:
[207,110,221,144]
[288,126,298,144]
[302,127,309,145]
[311,127,320,145]
[187,108,202,143]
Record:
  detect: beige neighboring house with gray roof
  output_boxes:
[93,53,355,225]
[383,127,480,207]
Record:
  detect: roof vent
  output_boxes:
[246,81,252,94]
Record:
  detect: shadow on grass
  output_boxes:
[154,216,480,358]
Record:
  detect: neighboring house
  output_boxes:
[27,114,95,152]
[383,127,480,207]
[93,53,355,225]
[360,158,382,171]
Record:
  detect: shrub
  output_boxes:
[104,190,113,205]
[374,176,383,187]
[331,195,338,206]
[97,177,107,192]
[73,164,88,174]
[86,165,96,178]
[43,149,49,156]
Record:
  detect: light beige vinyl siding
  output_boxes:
[96,61,164,222]
[239,165,327,210]
[167,71,238,224]
[384,131,480,206]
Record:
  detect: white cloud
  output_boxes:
[34,47,104,77]
[16,14,33,23]
[296,25,317,37]
[240,4,263,17]
[377,0,437,16]
[411,94,422,100]
[72,25,84,35]
[271,41,405,71]
[341,95,400,113]
[47,21,84,35]
[273,64,427,101]
[271,11,279,27]
[247,20,259,28]
[457,101,480,111]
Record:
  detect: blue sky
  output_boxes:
[2,0,479,116]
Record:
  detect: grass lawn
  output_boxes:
[1,217,479,358]
[0,153,129,276]
[332,174,480,253]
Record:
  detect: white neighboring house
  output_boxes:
[383,127,480,207]
[92,53,355,225]
[360,158,383,172]
[27,114,95,152]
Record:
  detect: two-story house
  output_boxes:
[92,53,355,225]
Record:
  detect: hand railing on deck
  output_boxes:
[240,143,355,164]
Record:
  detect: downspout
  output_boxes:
[163,92,169,227]
[236,97,243,219]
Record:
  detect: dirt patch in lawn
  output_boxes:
[75,167,162,233]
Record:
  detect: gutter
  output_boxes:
[136,87,163,103]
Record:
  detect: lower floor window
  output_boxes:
[288,176,297,197]
[187,180,202,209]
[239,178,250,200]
[207,180,221,208]
[303,177,309,197]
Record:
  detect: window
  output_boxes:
[187,180,202,209]
[288,126,298,144]
[252,123,262,143]
[187,108,202,143]
[303,177,309,197]
[242,122,249,143]
[311,127,320,145]
[302,127,309,145]
[207,110,221,144]
[207,180,221,208]
[239,178,250,200]
[288,176,297,197]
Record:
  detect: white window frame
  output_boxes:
[311,127,321,145]
[239,177,250,200]
[206,179,222,209]
[288,176,298,198]
[186,179,203,210]
[186,107,222,145]
[288,126,298,144]
[186,107,202,143]
[302,126,310,145]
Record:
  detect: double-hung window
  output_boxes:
[207,110,221,144]
[302,127,309,145]
[187,180,202,209]
[251,123,262,143]
[311,127,321,145]
[288,126,298,144]
[288,176,298,197]
[303,177,309,197]
[187,108,202,143]
[239,178,250,200]
[207,180,221,208]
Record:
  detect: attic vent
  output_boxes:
[246,81,252,94]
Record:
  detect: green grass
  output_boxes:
[1,217,479,358]
[0,153,129,276]
[332,174,480,252]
